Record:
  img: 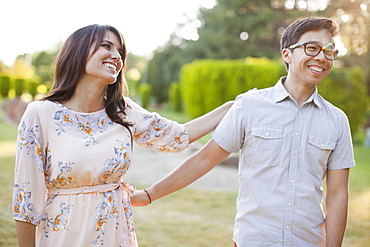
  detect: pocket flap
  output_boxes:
[251,127,283,140]
[308,135,336,150]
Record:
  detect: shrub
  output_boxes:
[138,83,152,109]
[319,66,368,134]
[168,81,182,112]
[28,81,40,99]
[180,58,282,118]
[14,78,25,98]
[0,75,11,98]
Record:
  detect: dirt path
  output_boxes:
[125,142,239,192]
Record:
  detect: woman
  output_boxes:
[13,24,232,247]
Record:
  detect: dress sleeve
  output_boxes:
[125,97,189,152]
[13,102,48,225]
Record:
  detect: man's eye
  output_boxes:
[324,49,333,55]
[306,45,319,51]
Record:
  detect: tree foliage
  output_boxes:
[0,75,11,97]
[321,0,370,95]
[146,0,370,106]
[147,0,333,102]
[0,60,10,75]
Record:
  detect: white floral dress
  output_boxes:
[12,98,189,246]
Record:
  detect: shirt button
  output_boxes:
[292,156,296,160]
[288,202,292,206]
[294,132,299,136]
[286,225,290,229]
[265,132,269,137]
[290,180,294,184]
[321,144,325,148]
[298,111,301,114]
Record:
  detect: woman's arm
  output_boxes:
[131,139,231,206]
[15,220,36,247]
[185,101,233,143]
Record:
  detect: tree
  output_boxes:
[0,60,10,74]
[322,0,370,96]
[146,0,370,104]
[147,36,194,103]
[31,42,62,85]
[187,0,284,60]
[10,58,35,79]
[147,0,306,103]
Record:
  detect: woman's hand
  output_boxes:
[130,190,151,206]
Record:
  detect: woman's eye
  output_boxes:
[102,43,111,49]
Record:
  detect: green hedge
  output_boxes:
[319,66,368,135]
[168,81,182,112]
[180,58,282,118]
[0,75,42,99]
[14,78,25,98]
[180,58,368,135]
[0,75,11,97]
[138,83,152,109]
[28,81,39,99]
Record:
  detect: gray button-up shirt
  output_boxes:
[212,78,355,246]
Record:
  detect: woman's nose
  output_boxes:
[111,49,122,61]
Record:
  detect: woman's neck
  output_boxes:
[62,81,106,113]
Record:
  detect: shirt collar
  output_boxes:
[273,77,291,103]
[274,77,322,108]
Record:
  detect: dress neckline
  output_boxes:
[50,101,106,115]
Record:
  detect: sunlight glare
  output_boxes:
[297,0,307,11]
[360,4,367,11]
[284,0,295,10]
[240,31,249,41]
[341,14,350,23]
[334,36,347,56]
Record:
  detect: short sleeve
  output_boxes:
[125,97,189,152]
[13,102,48,225]
[212,95,245,153]
[327,109,356,170]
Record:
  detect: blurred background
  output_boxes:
[0,0,369,246]
[1,0,369,137]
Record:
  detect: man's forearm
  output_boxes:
[325,192,348,247]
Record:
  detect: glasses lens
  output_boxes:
[305,44,321,56]
[304,43,336,60]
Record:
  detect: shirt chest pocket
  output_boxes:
[306,135,336,175]
[251,126,283,167]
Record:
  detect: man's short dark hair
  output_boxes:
[280,17,339,70]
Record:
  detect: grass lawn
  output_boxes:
[0,104,369,246]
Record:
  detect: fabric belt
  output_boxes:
[47,182,135,195]
[46,182,137,246]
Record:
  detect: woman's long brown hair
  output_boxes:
[42,24,133,131]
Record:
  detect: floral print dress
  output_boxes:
[12,98,189,247]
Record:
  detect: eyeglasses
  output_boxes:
[288,42,339,60]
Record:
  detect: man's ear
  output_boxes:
[282,48,291,64]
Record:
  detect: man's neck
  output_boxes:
[282,76,316,107]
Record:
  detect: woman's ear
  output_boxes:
[281,48,291,64]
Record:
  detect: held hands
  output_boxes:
[130,189,152,206]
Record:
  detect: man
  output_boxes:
[132,17,355,247]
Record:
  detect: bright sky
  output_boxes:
[0,0,216,66]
